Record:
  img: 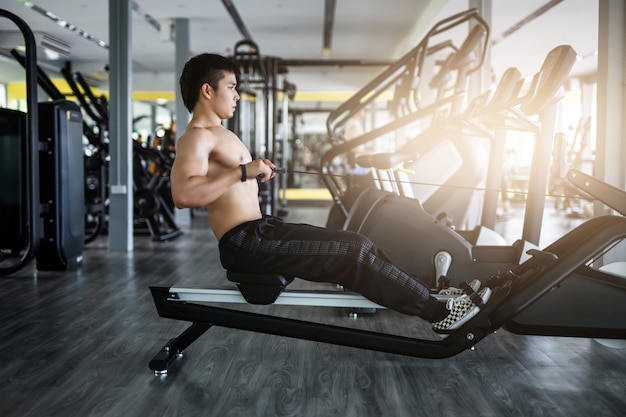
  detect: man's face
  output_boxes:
[213,71,240,119]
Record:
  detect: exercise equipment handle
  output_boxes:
[257,167,286,179]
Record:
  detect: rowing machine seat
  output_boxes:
[226,271,293,305]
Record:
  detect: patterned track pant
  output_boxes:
[218,215,437,319]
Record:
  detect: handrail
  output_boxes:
[61,64,108,127]
[325,8,489,139]
[567,170,626,216]
[320,8,490,217]
[320,94,460,216]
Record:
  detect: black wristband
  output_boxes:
[240,164,246,182]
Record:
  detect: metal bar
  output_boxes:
[149,322,212,373]
[322,0,336,56]
[568,169,626,216]
[75,72,109,120]
[521,106,554,246]
[169,287,387,308]
[9,49,64,100]
[61,64,107,126]
[222,0,253,41]
[493,0,564,45]
[131,1,161,32]
[282,59,393,67]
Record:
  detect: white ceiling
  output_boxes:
[0,0,599,99]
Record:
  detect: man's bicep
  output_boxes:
[173,137,211,178]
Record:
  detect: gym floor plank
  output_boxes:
[0,201,624,417]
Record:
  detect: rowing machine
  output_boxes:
[148,272,505,374]
[148,213,626,375]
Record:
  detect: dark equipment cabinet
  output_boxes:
[1,9,85,276]
[0,109,28,251]
[36,100,85,270]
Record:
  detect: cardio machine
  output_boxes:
[148,170,626,373]
[322,42,579,293]
[147,48,626,376]
[318,14,581,298]
[146,9,626,373]
[323,9,490,231]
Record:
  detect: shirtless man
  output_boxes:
[170,53,492,333]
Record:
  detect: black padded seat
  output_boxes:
[226,271,293,305]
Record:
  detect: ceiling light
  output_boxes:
[0,30,71,59]
[17,0,109,50]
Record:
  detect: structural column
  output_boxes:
[595,0,626,264]
[174,18,190,131]
[471,0,497,229]
[595,0,625,193]
[174,18,191,224]
[469,0,492,97]
[108,0,133,251]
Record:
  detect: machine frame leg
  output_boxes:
[149,322,213,374]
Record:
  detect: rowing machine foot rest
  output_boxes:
[435,285,508,336]
[226,271,294,305]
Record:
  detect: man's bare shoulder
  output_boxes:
[178,125,238,148]
[178,125,215,144]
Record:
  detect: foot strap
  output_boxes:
[460,281,485,308]
[437,276,451,292]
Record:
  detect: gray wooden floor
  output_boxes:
[1,201,625,417]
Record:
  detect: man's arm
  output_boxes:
[169,131,240,209]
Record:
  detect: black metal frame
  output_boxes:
[148,285,497,373]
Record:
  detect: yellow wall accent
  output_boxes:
[279,188,332,201]
[7,79,105,99]
[132,91,176,101]
[6,79,393,104]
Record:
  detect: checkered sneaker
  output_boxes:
[437,279,482,296]
[432,287,492,333]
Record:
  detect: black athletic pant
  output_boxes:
[218,215,438,319]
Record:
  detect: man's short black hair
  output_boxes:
[179,53,240,113]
